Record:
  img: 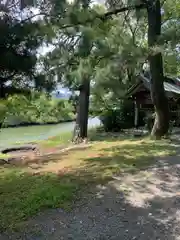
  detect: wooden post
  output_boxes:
[134,99,139,129]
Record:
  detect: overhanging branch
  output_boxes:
[60,3,146,29]
[0,72,16,82]
[17,3,146,29]
[101,3,146,20]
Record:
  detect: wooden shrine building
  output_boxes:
[126,73,180,127]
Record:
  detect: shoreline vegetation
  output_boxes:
[1,118,76,129]
[1,94,75,129]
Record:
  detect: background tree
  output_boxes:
[2,93,74,127]
[44,3,115,140]
[105,0,178,138]
[0,0,56,99]
[146,0,169,138]
[16,0,180,139]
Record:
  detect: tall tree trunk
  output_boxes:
[72,101,80,142]
[147,0,169,138]
[79,78,90,139]
[72,78,90,142]
[0,81,5,99]
[0,81,5,129]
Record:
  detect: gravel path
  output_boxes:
[1,153,180,240]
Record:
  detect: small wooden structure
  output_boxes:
[126,73,180,128]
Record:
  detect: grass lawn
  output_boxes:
[0,153,10,160]
[0,133,177,231]
[39,131,72,148]
[39,126,99,148]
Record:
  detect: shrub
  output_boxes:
[3,94,75,127]
[100,100,145,132]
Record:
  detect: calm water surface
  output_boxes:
[0,117,100,148]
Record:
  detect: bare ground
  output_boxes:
[1,151,180,240]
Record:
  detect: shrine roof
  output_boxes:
[126,74,180,98]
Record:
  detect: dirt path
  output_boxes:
[1,153,180,240]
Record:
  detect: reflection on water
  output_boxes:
[0,118,100,148]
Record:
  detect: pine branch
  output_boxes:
[100,3,146,20]
[16,3,146,29]
[61,3,146,29]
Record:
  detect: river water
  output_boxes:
[0,117,100,148]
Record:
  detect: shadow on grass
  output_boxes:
[0,136,179,233]
[89,130,140,142]
[80,140,178,176]
[0,169,84,231]
[2,168,180,239]
[2,145,92,169]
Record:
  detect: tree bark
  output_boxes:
[147,0,169,138]
[72,103,80,142]
[0,81,5,99]
[0,82,5,129]
[78,78,90,139]
[72,78,90,142]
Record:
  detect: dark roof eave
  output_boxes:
[126,74,180,98]
[125,74,150,98]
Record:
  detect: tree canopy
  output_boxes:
[0,0,55,98]
[0,0,179,138]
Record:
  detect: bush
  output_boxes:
[3,93,75,127]
[100,100,145,132]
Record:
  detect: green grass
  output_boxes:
[0,132,177,231]
[0,168,79,230]
[0,153,10,160]
[39,131,72,148]
[39,127,98,148]
[14,127,102,148]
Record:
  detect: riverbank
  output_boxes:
[0,127,98,162]
[0,118,101,149]
[1,118,75,129]
[1,93,75,129]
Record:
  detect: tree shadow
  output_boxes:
[1,136,180,238]
[80,141,178,177]
[89,130,143,142]
[2,175,180,239]
[1,145,93,170]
